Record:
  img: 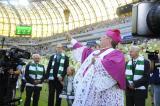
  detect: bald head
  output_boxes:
[129,46,140,59]
[32,54,41,63]
[56,43,63,48]
[130,46,140,52]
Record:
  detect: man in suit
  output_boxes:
[126,46,150,106]
[46,43,69,106]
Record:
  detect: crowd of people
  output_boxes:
[13,37,159,58]
[68,16,131,36]
[0,16,131,45]
[0,16,132,59]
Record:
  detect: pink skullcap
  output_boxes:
[106,29,122,43]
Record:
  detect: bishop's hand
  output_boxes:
[91,57,95,64]
[128,83,135,90]
[34,80,41,85]
[65,32,72,42]
[91,56,98,64]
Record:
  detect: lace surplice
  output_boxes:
[73,51,124,106]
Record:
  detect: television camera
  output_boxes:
[0,47,31,106]
[0,47,30,74]
[146,50,159,62]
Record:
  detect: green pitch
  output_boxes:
[17,83,67,106]
[17,84,152,106]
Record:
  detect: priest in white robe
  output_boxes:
[68,29,126,106]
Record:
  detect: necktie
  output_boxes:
[133,61,136,68]
[56,54,61,62]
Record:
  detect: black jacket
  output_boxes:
[150,63,160,85]
[45,54,69,80]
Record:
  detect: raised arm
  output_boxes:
[66,33,93,63]
[71,38,93,63]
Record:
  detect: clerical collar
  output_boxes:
[100,47,112,51]
[94,48,111,56]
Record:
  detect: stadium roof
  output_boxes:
[0,0,138,37]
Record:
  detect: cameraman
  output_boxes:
[8,65,22,97]
[150,54,160,106]
[0,46,30,106]
[0,63,22,106]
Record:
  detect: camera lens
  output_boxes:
[147,3,160,35]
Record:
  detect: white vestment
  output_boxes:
[72,48,124,106]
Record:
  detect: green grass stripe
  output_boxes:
[61,58,65,60]
[37,64,44,67]
[58,71,63,74]
[16,84,152,106]
[126,65,132,70]
[134,70,144,75]
[126,75,133,81]
[30,64,36,66]
[49,74,53,77]
[30,64,44,68]
[136,61,144,65]
[29,70,44,75]
[60,63,65,66]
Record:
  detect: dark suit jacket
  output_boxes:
[45,54,69,80]
[126,59,150,98]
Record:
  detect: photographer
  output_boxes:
[149,53,160,106]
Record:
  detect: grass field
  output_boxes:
[17,84,153,106]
